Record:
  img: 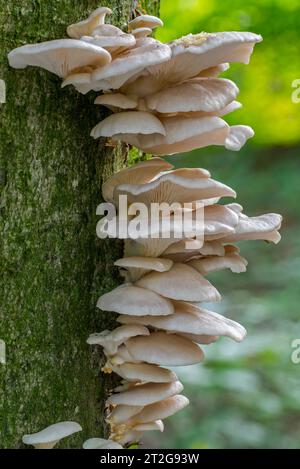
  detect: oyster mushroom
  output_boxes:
[22,422,82,449]
[67,7,112,38]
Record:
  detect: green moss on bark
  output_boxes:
[0,0,159,448]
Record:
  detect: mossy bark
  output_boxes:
[0,0,159,449]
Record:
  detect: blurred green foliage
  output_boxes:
[143,0,300,449]
[157,0,300,145]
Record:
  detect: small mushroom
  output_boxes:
[87,325,150,355]
[91,111,166,139]
[112,363,177,383]
[67,7,112,39]
[132,27,153,38]
[128,395,190,425]
[107,381,183,406]
[128,15,164,31]
[136,263,221,302]
[97,284,174,316]
[188,246,248,275]
[83,438,123,449]
[126,331,204,366]
[22,421,82,449]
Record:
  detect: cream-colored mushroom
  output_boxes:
[115,256,173,282]
[97,284,174,316]
[220,213,283,243]
[22,422,82,449]
[128,15,163,31]
[102,157,173,203]
[189,245,248,275]
[126,331,204,366]
[145,78,239,114]
[81,33,136,55]
[112,363,177,383]
[128,395,190,425]
[132,27,153,38]
[67,7,112,38]
[225,125,255,151]
[114,167,236,206]
[119,300,246,343]
[87,325,150,355]
[94,93,138,111]
[91,111,166,140]
[107,404,144,426]
[83,438,123,449]
[8,39,111,78]
[136,263,221,302]
[107,381,183,406]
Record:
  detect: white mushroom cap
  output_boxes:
[119,301,246,343]
[108,404,144,425]
[102,157,173,203]
[220,213,283,243]
[112,363,177,383]
[87,325,150,355]
[225,125,255,151]
[94,93,138,111]
[114,168,236,206]
[126,331,204,366]
[83,438,122,449]
[136,263,221,302]
[129,395,189,424]
[122,31,262,96]
[67,7,112,38]
[132,27,153,38]
[97,284,174,316]
[8,40,111,78]
[22,422,82,449]
[89,41,171,91]
[189,247,248,275]
[107,381,183,406]
[81,33,136,53]
[128,15,164,31]
[91,111,166,139]
[114,115,231,155]
[145,78,239,114]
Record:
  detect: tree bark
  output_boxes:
[0,0,159,448]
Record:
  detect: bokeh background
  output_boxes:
[143,0,300,449]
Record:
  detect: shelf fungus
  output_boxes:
[9,7,282,449]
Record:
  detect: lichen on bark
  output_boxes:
[0,0,159,448]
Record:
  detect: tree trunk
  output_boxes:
[0,0,159,448]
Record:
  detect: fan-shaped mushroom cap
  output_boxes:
[8,40,111,78]
[189,247,248,274]
[132,27,153,38]
[102,157,173,203]
[220,213,282,243]
[126,331,204,366]
[87,325,149,355]
[67,7,112,38]
[119,301,246,343]
[107,381,183,406]
[115,257,173,272]
[91,111,166,139]
[89,41,171,91]
[95,93,138,111]
[145,78,239,114]
[81,33,136,54]
[22,422,82,449]
[225,125,255,151]
[97,284,174,316]
[128,15,164,31]
[136,263,221,302]
[112,363,177,383]
[108,404,144,425]
[114,168,236,206]
[115,115,230,155]
[122,31,262,98]
[129,395,189,424]
[83,438,122,449]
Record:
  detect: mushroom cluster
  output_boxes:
[89,158,282,446]
[8,7,282,449]
[8,7,262,155]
